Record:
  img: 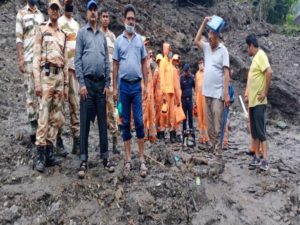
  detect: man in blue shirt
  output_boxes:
[75,0,114,179]
[113,4,148,177]
[180,64,195,143]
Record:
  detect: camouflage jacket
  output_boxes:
[58,15,80,71]
[16,4,44,63]
[33,21,69,89]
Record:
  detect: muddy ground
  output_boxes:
[0,0,300,225]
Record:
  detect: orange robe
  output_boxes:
[173,65,182,133]
[160,56,175,131]
[153,66,164,132]
[142,57,156,140]
[195,70,209,143]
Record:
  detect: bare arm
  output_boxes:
[264,67,272,96]
[113,60,119,93]
[194,16,211,49]
[224,67,230,106]
[142,58,148,87]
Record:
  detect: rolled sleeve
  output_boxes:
[104,36,111,88]
[16,13,23,44]
[112,41,119,62]
[75,30,85,88]
[141,42,147,60]
[222,47,230,68]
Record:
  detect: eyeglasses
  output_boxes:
[126,17,135,21]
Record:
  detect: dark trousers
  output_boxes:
[119,79,144,141]
[250,105,267,142]
[182,96,194,132]
[80,77,108,161]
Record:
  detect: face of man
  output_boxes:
[149,50,153,59]
[163,43,171,58]
[48,4,60,21]
[208,30,218,49]
[198,60,204,71]
[125,11,136,28]
[100,12,110,28]
[247,44,254,56]
[172,60,178,67]
[87,6,98,24]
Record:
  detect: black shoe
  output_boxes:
[30,134,36,144]
[157,132,161,140]
[56,136,68,157]
[103,159,115,173]
[46,145,63,167]
[72,137,80,155]
[176,134,182,143]
[170,131,176,143]
[112,136,120,154]
[34,146,46,173]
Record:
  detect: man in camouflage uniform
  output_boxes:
[33,0,69,172]
[99,8,120,154]
[16,0,44,144]
[57,0,80,156]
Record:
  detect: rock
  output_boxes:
[50,201,60,213]
[115,186,124,202]
[276,121,288,129]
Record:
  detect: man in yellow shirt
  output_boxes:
[246,34,272,171]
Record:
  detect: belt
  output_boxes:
[182,96,192,100]
[121,78,141,84]
[43,65,62,75]
[85,75,105,82]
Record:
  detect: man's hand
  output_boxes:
[80,86,88,100]
[103,87,110,101]
[257,91,266,102]
[204,16,212,24]
[35,85,42,97]
[113,88,118,102]
[244,95,248,104]
[224,93,230,107]
[64,88,69,101]
[19,58,25,73]
[143,88,148,101]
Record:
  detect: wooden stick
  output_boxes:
[145,154,166,168]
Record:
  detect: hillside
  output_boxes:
[0,0,299,224]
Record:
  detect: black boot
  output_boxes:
[46,145,63,167]
[176,134,182,143]
[72,137,80,155]
[157,131,161,140]
[34,146,46,172]
[112,136,120,154]
[170,131,176,143]
[56,136,68,157]
[30,134,36,144]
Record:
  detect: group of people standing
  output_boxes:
[16,0,272,179]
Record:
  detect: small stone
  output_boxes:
[50,201,60,213]
[36,176,42,180]
[3,201,8,207]
[276,121,287,129]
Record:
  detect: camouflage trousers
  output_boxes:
[106,87,119,137]
[24,62,39,134]
[36,71,65,146]
[58,69,80,138]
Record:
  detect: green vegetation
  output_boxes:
[239,0,300,35]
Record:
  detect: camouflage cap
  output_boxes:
[48,0,62,9]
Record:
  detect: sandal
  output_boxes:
[103,159,115,173]
[78,161,87,179]
[124,161,132,171]
[140,161,148,178]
